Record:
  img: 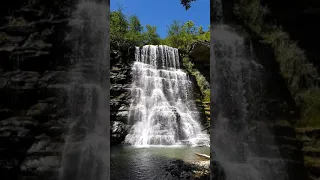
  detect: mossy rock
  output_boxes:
[304,156,320,176]
[296,116,320,128]
[308,174,320,180]
[296,128,308,134]
[296,128,320,148]
[274,119,292,127]
[300,89,320,128]
[303,147,320,158]
[296,128,320,135]
[299,135,313,143]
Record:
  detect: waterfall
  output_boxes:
[124,45,209,147]
[58,1,109,180]
[211,0,288,180]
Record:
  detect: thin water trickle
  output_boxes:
[125,45,209,147]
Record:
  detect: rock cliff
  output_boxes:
[110,43,135,144]
[214,0,320,179]
[0,0,74,179]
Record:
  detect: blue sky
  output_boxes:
[110,0,210,38]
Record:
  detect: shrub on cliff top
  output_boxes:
[161,21,210,53]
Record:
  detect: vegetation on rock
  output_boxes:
[161,20,210,52]
[183,56,210,102]
[233,0,320,127]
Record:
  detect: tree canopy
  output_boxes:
[110,9,161,46]
[162,20,209,52]
[110,8,209,52]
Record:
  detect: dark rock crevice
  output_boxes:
[188,41,210,82]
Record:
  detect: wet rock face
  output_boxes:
[0,1,73,73]
[110,121,128,145]
[296,128,320,180]
[0,0,74,179]
[110,43,135,139]
[188,41,210,82]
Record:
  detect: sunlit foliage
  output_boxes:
[110,9,209,51]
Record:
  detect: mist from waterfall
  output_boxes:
[58,1,109,180]
[124,45,209,147]
[211,0,288,180]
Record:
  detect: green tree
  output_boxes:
[125,15,144,45]
[143,25,161,45]
[180,20,197,50]
[198,26,204,34]
[110,8,128,43]
[165,20,182,48]
[163,20,200,52]
[196,30,210,41]
[128,15,143,32]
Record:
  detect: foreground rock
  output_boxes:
[110,121,128,145]
[163,159,210,180]
[188,41,210,81]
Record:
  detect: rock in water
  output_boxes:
[111,121,128,145]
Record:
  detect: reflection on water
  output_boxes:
[110,145,210,180]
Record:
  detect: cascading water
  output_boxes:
[124,45,209,147]
[211,0,288,180]
[58,1,109,180]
